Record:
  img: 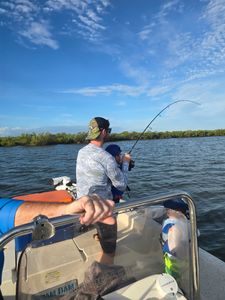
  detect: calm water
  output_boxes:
[1,136,225,261]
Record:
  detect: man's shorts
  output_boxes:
[95,222,117,254]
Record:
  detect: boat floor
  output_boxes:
[199,248,225,300]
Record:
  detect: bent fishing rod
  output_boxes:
[128,99,200,154]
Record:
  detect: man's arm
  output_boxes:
[14,195,115,227]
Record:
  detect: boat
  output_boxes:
[0,181,225,299]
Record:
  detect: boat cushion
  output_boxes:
[0,198,24,284]
[13,190,73,203]
[0,198,24,235]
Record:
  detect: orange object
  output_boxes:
[13,190,74,203]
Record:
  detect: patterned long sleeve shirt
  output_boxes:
[76,143,129,199]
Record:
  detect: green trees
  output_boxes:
[0,129,225,147]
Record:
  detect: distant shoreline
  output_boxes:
[1,129,225,147]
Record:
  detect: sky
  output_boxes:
[0,0,225,136]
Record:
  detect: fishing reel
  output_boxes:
[128,159,135,171]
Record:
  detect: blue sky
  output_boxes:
[1,0,225,136]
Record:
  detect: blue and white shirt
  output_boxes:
[76,143,129,199]
[162,214,189,259]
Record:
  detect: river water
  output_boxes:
[1,136,225,261]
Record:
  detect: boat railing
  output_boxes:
[0,191,199,300]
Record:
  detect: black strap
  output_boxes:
[0,289,4,300]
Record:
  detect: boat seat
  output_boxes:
[13,190,73,203]
[115,209,165,278]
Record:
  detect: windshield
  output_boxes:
[15,203,191,300]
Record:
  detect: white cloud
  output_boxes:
[171,79,225,119]
[200,0,225,26]
[0,125,88,136]
[78,14,105,30]
[0,0,110,47]
[147,85,173,97]
[199,1,225,68]
[62,83,146,97]
[0,126,24,137]
[0,0,38,22]
[119,60,153,87]
[60,113,73,118]
[1,0,225,109]
[154,0,181,22]
[138,24,154,41]
[45,0,86,12]
[135,0,225,87]
[116,101,126,106]
[86,8,102,23]
[0,8,7,14]
[19,21,59,49]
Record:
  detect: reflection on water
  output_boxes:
[1,136,225,261]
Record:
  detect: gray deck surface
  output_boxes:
[199,248,225,300]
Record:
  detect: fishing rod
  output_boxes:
[128,99,200,154]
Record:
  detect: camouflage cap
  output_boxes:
[86,117,110,140]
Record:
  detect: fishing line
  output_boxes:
[128,99,200,154]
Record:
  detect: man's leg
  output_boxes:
[95,221,117,264]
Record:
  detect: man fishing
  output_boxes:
[76,117,132,264]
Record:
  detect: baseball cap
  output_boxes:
[105,144,122,157]
[86,117,110,140]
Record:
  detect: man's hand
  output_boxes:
[122,153,131,163]
[69,195,115,225]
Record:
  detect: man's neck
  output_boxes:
[90,140,103,147]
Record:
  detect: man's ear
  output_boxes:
[101,128,107,137]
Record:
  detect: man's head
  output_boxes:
[86,117,111,141]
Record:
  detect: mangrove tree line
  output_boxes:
[0,129,225,147]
